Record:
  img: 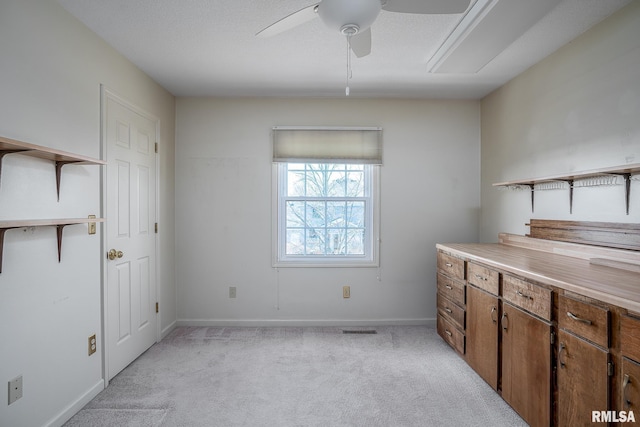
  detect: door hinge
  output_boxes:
[550,331,555,345]
[608,362,615,377]
[155,223,158,234]
[155,142,158,153]
[156,302,159,313]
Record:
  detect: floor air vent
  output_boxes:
[342,330,377,334]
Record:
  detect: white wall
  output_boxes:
[0,1,176,426]
[176,98,480,325]
[480,1,640,241]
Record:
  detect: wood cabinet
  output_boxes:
[436,228,640,427]
[557,329,609,426]
[466,285,499,390]
[620,315,640,414]
[621,358,640,413]
[501,302,552,427]
[436,251,466,356]
[556,294,611,426]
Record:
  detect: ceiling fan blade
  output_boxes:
[350,28,372,58]
[256,3,319,38]
[381,0,471,14]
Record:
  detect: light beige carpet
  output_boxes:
[65,326,526,426]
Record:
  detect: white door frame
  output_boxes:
[100,85,161,387]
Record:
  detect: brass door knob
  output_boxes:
[108,249,124,260]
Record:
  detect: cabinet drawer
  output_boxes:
[620,314,640,361]
[437,314,465,355]
[437,251,465,281]
[503,275,552,321]
[437,273,465,306]
[558,295,609,349]
[437,294,465,330]
[467,262,499,296]
[467,262,500,295]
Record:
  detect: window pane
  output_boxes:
[327,166,346,197]
[285,229,305,255]
[326,201,346,227]
[305,164,326,197]
[327,229,346,254]
[346,171,364,197]
[306,228,325,254]
[346,229,365,255]
[287,170,306,197]
[306,201,325,228]
[346,202,365,227]
[286,201,305,227]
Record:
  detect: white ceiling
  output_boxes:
[57,0,631,99]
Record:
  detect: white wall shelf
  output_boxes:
[0,135,106,273]
[0,136,106,200]
[0,218,104,273]
[493,164,640,215]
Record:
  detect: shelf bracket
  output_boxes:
[624,173,631,215]
[0,228,6,274]
[528,184,535,213]
[55,161,79,201]
[568,179,574,214]
[56,224,70,262]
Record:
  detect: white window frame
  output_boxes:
[272,162,380,268]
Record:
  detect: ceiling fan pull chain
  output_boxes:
[346,33,352,96]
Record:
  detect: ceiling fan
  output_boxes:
[256,0,472,58]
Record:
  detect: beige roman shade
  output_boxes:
[272,127,383,164]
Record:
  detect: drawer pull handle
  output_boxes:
[490,306,497,323]
[445,307,452,314]
[567,311,592,325]
[445,285,453,290]
[445,263,453,267]
[516,290,532,300]
[501,312,508,331]
[445,329,452,337]
[475,274,488,281]
[559,343,566,368]
[623,374,632,408]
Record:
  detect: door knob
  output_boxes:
[108,249,124,260]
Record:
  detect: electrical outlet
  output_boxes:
[8,375,22,405]
[229,286,236,298]
[88,334,97,356]
[343,286,350,299]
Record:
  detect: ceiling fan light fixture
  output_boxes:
[318,0,381,33]
[341,24,360,36]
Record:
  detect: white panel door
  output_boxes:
[105,92,157,380]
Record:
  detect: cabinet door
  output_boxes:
[557,329,609,426]
[466,285,499,390]
[621,358,640,414]
[501,303,552,427]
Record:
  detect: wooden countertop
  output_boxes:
[436,242,640,313]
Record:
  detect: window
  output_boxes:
[272,127,381,267]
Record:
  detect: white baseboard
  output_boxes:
[176,318,436,328]
[44,379,104,427]
[161,320,177,339]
